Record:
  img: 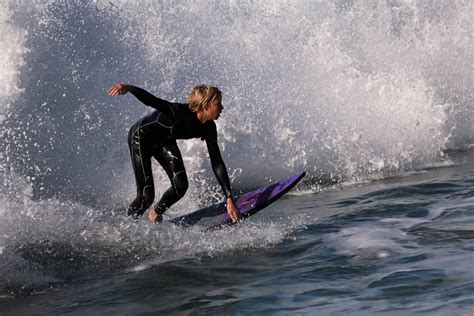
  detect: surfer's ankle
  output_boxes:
[148,208,163,223]
[127,206,146,219]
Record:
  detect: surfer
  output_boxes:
[108,83,240,224]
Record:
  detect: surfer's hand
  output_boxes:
[108,83,133,96]
[226,197,240,223]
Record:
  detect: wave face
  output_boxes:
[2,0,472,205]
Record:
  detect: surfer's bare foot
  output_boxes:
[148,208,163,223]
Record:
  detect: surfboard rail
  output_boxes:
[169,172,306,228]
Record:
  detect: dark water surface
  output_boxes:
[1,150,473,315]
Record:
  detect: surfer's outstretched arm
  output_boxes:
[108,83,174,118]
[205,128,240,223]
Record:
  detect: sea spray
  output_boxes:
[2,0,471,205]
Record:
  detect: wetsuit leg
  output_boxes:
[127,125,155,218]
[151,140,189,215]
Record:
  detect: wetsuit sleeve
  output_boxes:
[205,124,233,198]
[129,86,174,118]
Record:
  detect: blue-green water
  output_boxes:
[1,150,473,315]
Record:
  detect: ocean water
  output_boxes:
[1,0,473,315]
[1,149,474,315]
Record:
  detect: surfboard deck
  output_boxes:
[169,172,306,229]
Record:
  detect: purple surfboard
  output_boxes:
[169,172,306,228]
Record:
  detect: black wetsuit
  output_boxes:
[127,86,232,218]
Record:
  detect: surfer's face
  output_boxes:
[205,99,223,121]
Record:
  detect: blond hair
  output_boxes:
[188,84,222,113]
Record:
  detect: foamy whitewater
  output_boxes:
[0,1,473,315]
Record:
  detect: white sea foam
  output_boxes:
[0,3,27,120]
